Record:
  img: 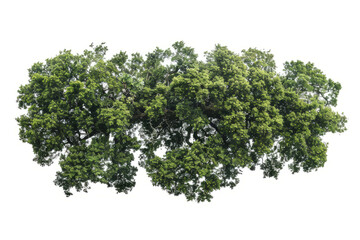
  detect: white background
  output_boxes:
[1,0,359,239]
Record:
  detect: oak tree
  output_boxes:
[17,42,347,201]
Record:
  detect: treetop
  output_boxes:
[17,42,347,201]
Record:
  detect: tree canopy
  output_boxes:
[17,42,347,202]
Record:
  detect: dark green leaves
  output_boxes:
[17,42,347,201]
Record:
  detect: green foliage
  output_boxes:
[17,42,347,201]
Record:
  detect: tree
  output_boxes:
[17,42,347,202]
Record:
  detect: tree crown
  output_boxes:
[17,42,347,201]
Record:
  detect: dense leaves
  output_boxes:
[17,42,346,201]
